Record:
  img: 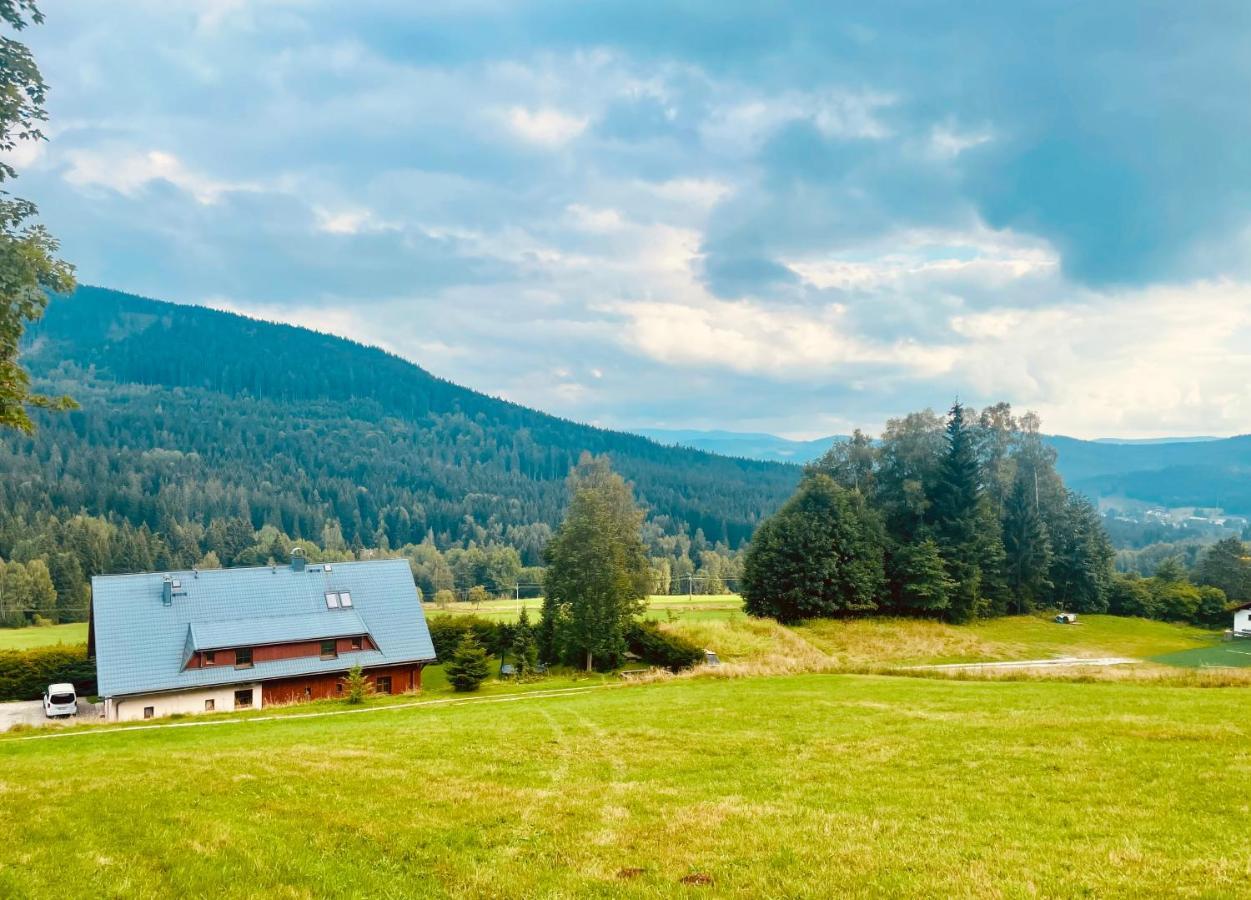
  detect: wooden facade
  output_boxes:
[185,634,378,670]
[261,664,425,706]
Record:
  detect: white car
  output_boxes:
[43,683,78,719]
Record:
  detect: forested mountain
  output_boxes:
[4,286,797,557]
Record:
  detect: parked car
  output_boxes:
[43,683,78,718]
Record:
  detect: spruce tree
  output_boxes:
[446,632,491,691]
[888,537,953,615]
[1002,473,1052,613]
[930,402,984,622]
[510,606,540,676]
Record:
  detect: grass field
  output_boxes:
[1,674,1248,897]
[1152,639,1251,668]
[425,593,745,623]
[0,622,88,651]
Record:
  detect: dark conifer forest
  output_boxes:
[0,287,799,621]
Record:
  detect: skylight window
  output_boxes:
[325,591,340,609]
[339,591,353,607]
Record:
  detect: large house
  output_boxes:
[89,550,436,722]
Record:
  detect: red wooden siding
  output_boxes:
[186,634,376,669]
[261,664,424,707]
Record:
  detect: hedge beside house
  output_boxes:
[427,616,511,662]
[0,646,97,702]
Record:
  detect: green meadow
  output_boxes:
[1,674,1249,897]
[0,622,88,651]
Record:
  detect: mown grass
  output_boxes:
[1152,639,1251,668]
[0,622,88,650]
[1,674,1248,897]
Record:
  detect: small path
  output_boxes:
[905,656,1139,671]
[2,685,610,744]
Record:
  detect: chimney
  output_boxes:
[291,547,306,572]
[161,576,174,606]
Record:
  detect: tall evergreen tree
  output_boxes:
[540,455,652,671]
[1193,537,1251,601]
[929,402,984,622]
[1002,473,1053,612]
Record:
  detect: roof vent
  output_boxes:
[291,547,306,572]
[161,575,174,607]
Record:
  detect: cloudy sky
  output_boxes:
[13,1,1251,438]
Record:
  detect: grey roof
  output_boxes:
[92,558,435,698]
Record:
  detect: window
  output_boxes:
[335,681,344,693]
[143,706,154,719]
[339,591,353,608]
[320,639,338,659]
[204,699,215,712]
[376,676,392,695]
[204,650,216,666]
[350,636,362,651]
[325,591,340,609]
[234,689,253,709]
[235,647,253,668]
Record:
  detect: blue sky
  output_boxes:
[12,1,1251,438]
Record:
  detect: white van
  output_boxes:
[43,683,78,718]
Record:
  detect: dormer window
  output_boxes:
[204,650,216,666]
[325,591,340,609]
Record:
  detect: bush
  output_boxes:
[0,645,97,701]
[427,615,508,661]
[626,620,704,672]
[344,664,371,704]
[446,632,490,692]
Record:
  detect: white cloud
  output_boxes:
[62,148,252,204]
[505,106,588,146]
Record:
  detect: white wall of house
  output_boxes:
[108,683,262,722]
[1235,609,1251,635]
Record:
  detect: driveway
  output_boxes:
[0,699,103,733]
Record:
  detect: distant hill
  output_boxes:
[6,286,800,552]
[642,426,1251,516]
[637,429,844,463]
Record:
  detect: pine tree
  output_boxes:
[510,606,540,677]
[541,455,651,671]
[446,632,491,692]
[888,537,953,615]
[343,664,371,704]
[930,402,984,622]
[1002,473,1052,612]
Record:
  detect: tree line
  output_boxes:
[743,402,1118,623]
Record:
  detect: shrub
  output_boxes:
[0,645,97,702]
[344,664,371,704]
[427,616,507,661]
[626,620,704,672]
[446,632,490,692]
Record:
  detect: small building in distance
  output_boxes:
[1234,603,1251,638]
[89,549,436,722]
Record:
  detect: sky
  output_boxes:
[11,1,1251,439]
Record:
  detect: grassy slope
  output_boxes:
[0,622,88,651]
[1,674,1249,897]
